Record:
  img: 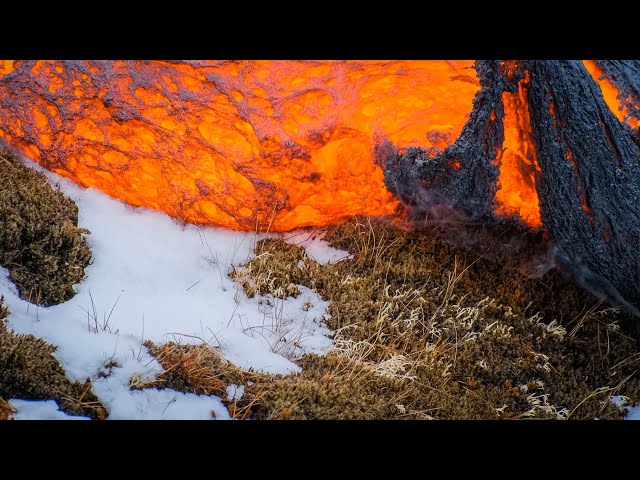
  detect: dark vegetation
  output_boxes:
[0,147,102,419]
[0,148,91,306]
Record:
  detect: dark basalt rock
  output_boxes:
[380,60,640,315]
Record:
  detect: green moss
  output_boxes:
[0,148,92,306]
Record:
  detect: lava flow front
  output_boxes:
[0,60,480,231]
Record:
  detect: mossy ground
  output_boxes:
[0,148,91,306]
[0,147,103,419]
[0,296,107,419]
[148,216,640,419]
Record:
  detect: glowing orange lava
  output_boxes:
[583,60,640,130]
[0,60,480,231]
[494,69,542,227]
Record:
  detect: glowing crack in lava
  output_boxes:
[495,70,542,227]
[0,60,482,231]
[583,60,640,130]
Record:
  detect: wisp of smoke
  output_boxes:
[551,245,640,318]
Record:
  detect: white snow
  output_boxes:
[610,395,626,408]
[1,157,339,420]
[226,384,245,402]
[611,396,640,420]
[9,399,90,420]
[282,230,353,264]
[626,406,640,420]
[92,386,231,420]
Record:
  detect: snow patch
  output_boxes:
[626,406,640,420]
[282,229,352,264]
[227,384,245,401]
[611,396,640,420]
[9,399,90,420]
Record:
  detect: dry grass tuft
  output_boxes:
[135,342,230,396]
[229,240,302,299]
[138,340,274,420]
[0,147,92,306]
[0,397,15,420]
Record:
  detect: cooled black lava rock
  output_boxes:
[380,60,640,315]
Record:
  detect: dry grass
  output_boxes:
[229,241,302,299]
[0,147,92,306]
[134,342,231,396]
[0,397,15,420]
[221,216,640,419]
[136,340,274,420]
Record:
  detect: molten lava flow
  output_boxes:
[583,60,640,129]
[494,70,542,227]
[0,60,479,231]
